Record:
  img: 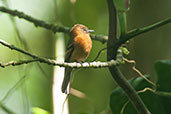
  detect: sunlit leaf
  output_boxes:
[32,107,50,114]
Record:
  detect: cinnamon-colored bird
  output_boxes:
[61,24,93,93]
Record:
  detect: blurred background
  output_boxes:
[0,0,171,114]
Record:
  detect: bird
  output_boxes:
[61,24,94,94]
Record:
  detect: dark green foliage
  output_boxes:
[110,60,171,114]
[155,60,171,114]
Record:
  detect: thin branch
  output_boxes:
[154,91,171,98]
[0,6,107,43]
[107,0,151,114]
[90,34,108,44]
[141,88,171,99]
[0,39,59,67]
[118,18,171,45]
[0,59,120,68]
[92,48,107,61]
[0,39,40,59]
[123,58,156,87]
[0,59,38,67]
[0,39,121,68]
[0,6,70,33]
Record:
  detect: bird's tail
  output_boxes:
[61,67,72,93]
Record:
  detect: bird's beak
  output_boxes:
[87,30,94,33]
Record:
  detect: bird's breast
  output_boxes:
[70,34,92,62]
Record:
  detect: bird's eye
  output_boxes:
[82,28,87,32]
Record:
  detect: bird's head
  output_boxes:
[70,24,94,37]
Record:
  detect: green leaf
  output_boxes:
[32,107,50,114]
[155,60,171,113]
[120,46,129,55]
[155,60,171,91]
[110,75,164,114]
[118,12,127,35]
[114,0,129,35]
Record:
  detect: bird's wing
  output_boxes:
[62,35,75,93]
[65,36,75,62]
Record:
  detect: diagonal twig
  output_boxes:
[0,59,120,68]
[0,6,70,33]
[0,6,107,43]
[118,18,171,45]
[0,39,122,68]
